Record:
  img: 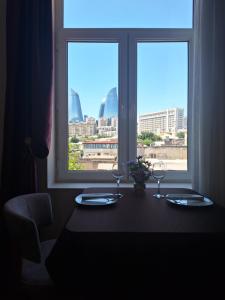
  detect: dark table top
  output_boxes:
[66,188,225,234]
[46,188,225,293]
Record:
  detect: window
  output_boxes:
[137,42,188,171]
[54,0,193,183]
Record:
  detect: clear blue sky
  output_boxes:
[65,0,192,119]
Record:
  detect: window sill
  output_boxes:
[48,182,192,189]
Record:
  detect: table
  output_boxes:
[46,188,225,295]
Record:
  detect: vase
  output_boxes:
[130,170,150,194]
[133,182,146,194]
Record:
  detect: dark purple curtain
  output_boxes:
[1,0,53,202]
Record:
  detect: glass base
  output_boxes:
[153,193,165,199]
[114,193,123,199]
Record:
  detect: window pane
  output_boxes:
[64,0,193,28]
[137,42,188,171]
[68,43,118,171]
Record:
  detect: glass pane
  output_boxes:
[137,42,188,171]
[68,43,118,171]
[64,0,193,28]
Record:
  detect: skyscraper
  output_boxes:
[98,87,118,119]
[69,89,83,123]
[98,99,105,119]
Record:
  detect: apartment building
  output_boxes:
[138,108,184,134]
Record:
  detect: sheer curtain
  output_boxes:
[192,0,225,205]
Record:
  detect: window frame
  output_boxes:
[53,0,194,183]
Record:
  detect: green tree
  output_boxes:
[176,132,185,139]
[68,143,83,170]
[142,139,151,146]
[70,136,79,143]
[138,131,162,146]
[138,132,162,141]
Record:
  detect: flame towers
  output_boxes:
[69,89,83,123]
[98,87,118,119]
[68,87,118,123]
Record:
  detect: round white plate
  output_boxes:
[75,193,122,206]
[166,196,213,207]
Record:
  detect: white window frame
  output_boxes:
[52,0,194,183]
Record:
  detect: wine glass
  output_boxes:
[152,160,167,199]
[112,162,125,197]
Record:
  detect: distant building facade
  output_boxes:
[82,140,118,159]
[138,108,184,134]
[69,122,97,137]
[98,116,118,137]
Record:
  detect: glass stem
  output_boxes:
[116,179,120,194]
[157,179,160,195]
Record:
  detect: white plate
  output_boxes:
[75,193,122,206]
[165,194,204,200]
[166,194,213,207]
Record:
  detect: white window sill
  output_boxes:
[48,182,192,189]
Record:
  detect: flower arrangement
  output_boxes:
[127,156,152,190]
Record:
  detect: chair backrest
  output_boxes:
[4,193,53,263]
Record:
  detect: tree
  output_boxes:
[138,131,162,146]
[68,143,83,170]
[70,136,79,143]
[138,132,162,141]
[176,132,185,139]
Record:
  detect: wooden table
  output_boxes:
[46,188,225,296]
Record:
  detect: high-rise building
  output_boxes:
[69,89,83,123]
[98,101,105,119]
[183,116,187,129]
[138,108,184,134]
[98,87,118,119]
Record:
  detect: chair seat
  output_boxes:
[22,239,56,286]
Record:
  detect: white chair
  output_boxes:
[3,193,56,287]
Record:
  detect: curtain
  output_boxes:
[0,0,6,192]
[192,0,225,206]
[1,0,53,203]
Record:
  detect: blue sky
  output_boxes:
[64,0,192,28]
[65,0,192,119]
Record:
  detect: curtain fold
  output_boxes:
[0,0,6,192]
[192,0,225,205]
[2,0,53,202]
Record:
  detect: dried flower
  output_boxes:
[127,156,152,184]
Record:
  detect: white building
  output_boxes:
[98,126,117,137]
[98,116,118,137]
[82,140,118,159]
[68,122,97,137]
[138,108,184,134]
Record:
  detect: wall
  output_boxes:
[0,0,6,189]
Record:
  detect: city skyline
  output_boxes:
[68,42,188,120]
[68,86,186,123]
[65,0,190,172]
[66,1,191,121]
